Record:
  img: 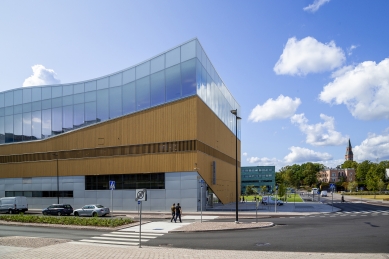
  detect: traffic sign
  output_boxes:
[109,181,115,190]
[135,189,147,201]
[138,201,141,205]
[330,183,335,189]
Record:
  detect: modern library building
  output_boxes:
[0,39,241,212]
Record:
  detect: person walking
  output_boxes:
[170,203,176,222]
[174,203,182,223]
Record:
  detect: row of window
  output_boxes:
[242,179,274,183]
[242,174,274,178]
[85,173,165,190]
[241,168,274,172]
[5,191,73,197]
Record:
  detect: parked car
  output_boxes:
[42,204,73,216]
[261,196,284,206]
[0,196,28,214]
[73,204,110,217]
[310,188,319,194]
[321,190,328,197]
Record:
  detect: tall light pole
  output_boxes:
[52,153,59,204]
[231,109,241,223]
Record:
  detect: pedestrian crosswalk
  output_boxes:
[283,209,389,219]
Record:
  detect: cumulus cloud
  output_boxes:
[353,131,389,161]
[291,113,348,146]
[247,156,285,169]
[319,58,389,120]
[347,45,358,56]
[274,36,345,76]
[248,95,301,122]
[303,0,330,13]
[23,64,60,87]
[242,152,248,156]
[284,146,332,163]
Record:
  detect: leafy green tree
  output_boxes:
[377,180,385,193]
[342,160,359,170]
[277,183,287,200]
[245,185,258,196]
[260,185,267,195]
[348,181,358,192]
[302,162,320,187]
[357,160,373,183]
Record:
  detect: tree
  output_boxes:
[260,185,267,195]
[348,181,358,192]
[277,183,287,200]
[356,160,372,183]
[245,185,258,196]
[342,160,359,170]
[377,180,385,193]
[302,162,320,187]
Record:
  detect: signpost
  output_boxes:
[275,185,278,213]
[330,183,335,211]
[199,179,204,223]
[256,198,259,223]
[135,189,147,248]
[109,181,115,215]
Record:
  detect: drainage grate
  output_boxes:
[256,243,271,247]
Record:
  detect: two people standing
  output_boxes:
[170,203,182,223]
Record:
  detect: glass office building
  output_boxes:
[0,39,240,145]
[241,166,276,194]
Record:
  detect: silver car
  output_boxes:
[73,204,110,217]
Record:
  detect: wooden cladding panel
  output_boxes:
[0,97,198,156]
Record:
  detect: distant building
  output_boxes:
[345,139,354,161]
[318,168,356,183]
[241,166,275,194]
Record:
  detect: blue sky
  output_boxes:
[1,0,389,170]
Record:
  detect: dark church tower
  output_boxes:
[345,139,353,161]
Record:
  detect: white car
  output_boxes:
[261,196,284,206]
[321,190,328,197]
[310,188,319,194]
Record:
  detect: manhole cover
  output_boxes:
[256,243,271,247]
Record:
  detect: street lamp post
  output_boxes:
[52,153,59,204]
[230,109,241,223]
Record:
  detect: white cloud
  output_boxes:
[319,58,389,120]
[248,95,301,122]
[347,45,358,56]
[353,131,389,161]
[291,113,348,146]
[23,64,60,87]
[242,152,248,156]
[284,146,332,163]
[303,0,330,13]
[247,156,285,169]
[274,36,345,76]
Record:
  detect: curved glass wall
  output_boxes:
[0,39,240,145]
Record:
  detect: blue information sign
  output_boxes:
[330,183,335,189]
[109,181,116,190]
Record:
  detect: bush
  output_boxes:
[0,215,133,227]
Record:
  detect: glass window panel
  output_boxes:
[109,86,122,119]
[110,73,122,88]
[23,112,31,140]
[0,93,4,108]
[41,109,51,138]
[123,68,135,84]
[85,81,96,92]
[136,61,150,79]
[42,87,51,100]
[196,40,202,62]
[62,105,73,131]
[62,95,73,106]
[23,88,32,103]
[97,77,109,90]
[201,66,208,103]
[97,89,109,121]
[181,58,197,97]
[122,82,135,114]
[150,71,165,106]
[73,83,84,94]
[166,47,180,68]
[5,115,13,143]
[5,106,13,116]
[85,91,96,102]
[14,89,23,105]
[165,64,181,102]
[0,108,3,116]
[201,48,207,71]
[13,113,22,142]
[23,103,31,113]
[41,99,51,110]
[207,73,212,109]
[73,103,84,128]
[31,110,41,140]
[85,102,96,124]
[5,91,13,106]
[52,86,62,98]
[151,55,165,73]
[14,104,23,114]
[51,97,62,108]
[32,88,42,101]
[136,76,150,111]
[32,101,41,111]
[181,40,196,62]
[51,107,62,135]
[62,85,73,96]
[0,116,4,144]
[73,93,84,104]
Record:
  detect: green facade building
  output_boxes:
[241,166,275,194]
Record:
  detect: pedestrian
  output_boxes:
[174,203,182,223]
[170,203,176,222]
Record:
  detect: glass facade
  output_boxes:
[0,39,240,145]
[241,166,276,194]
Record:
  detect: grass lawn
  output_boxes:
[241,194,303,203]
[347,195,389,200]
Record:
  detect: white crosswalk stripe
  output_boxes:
[77,231,164,246]
[287,209,389,219]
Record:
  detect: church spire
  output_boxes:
[345,138,353,161]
